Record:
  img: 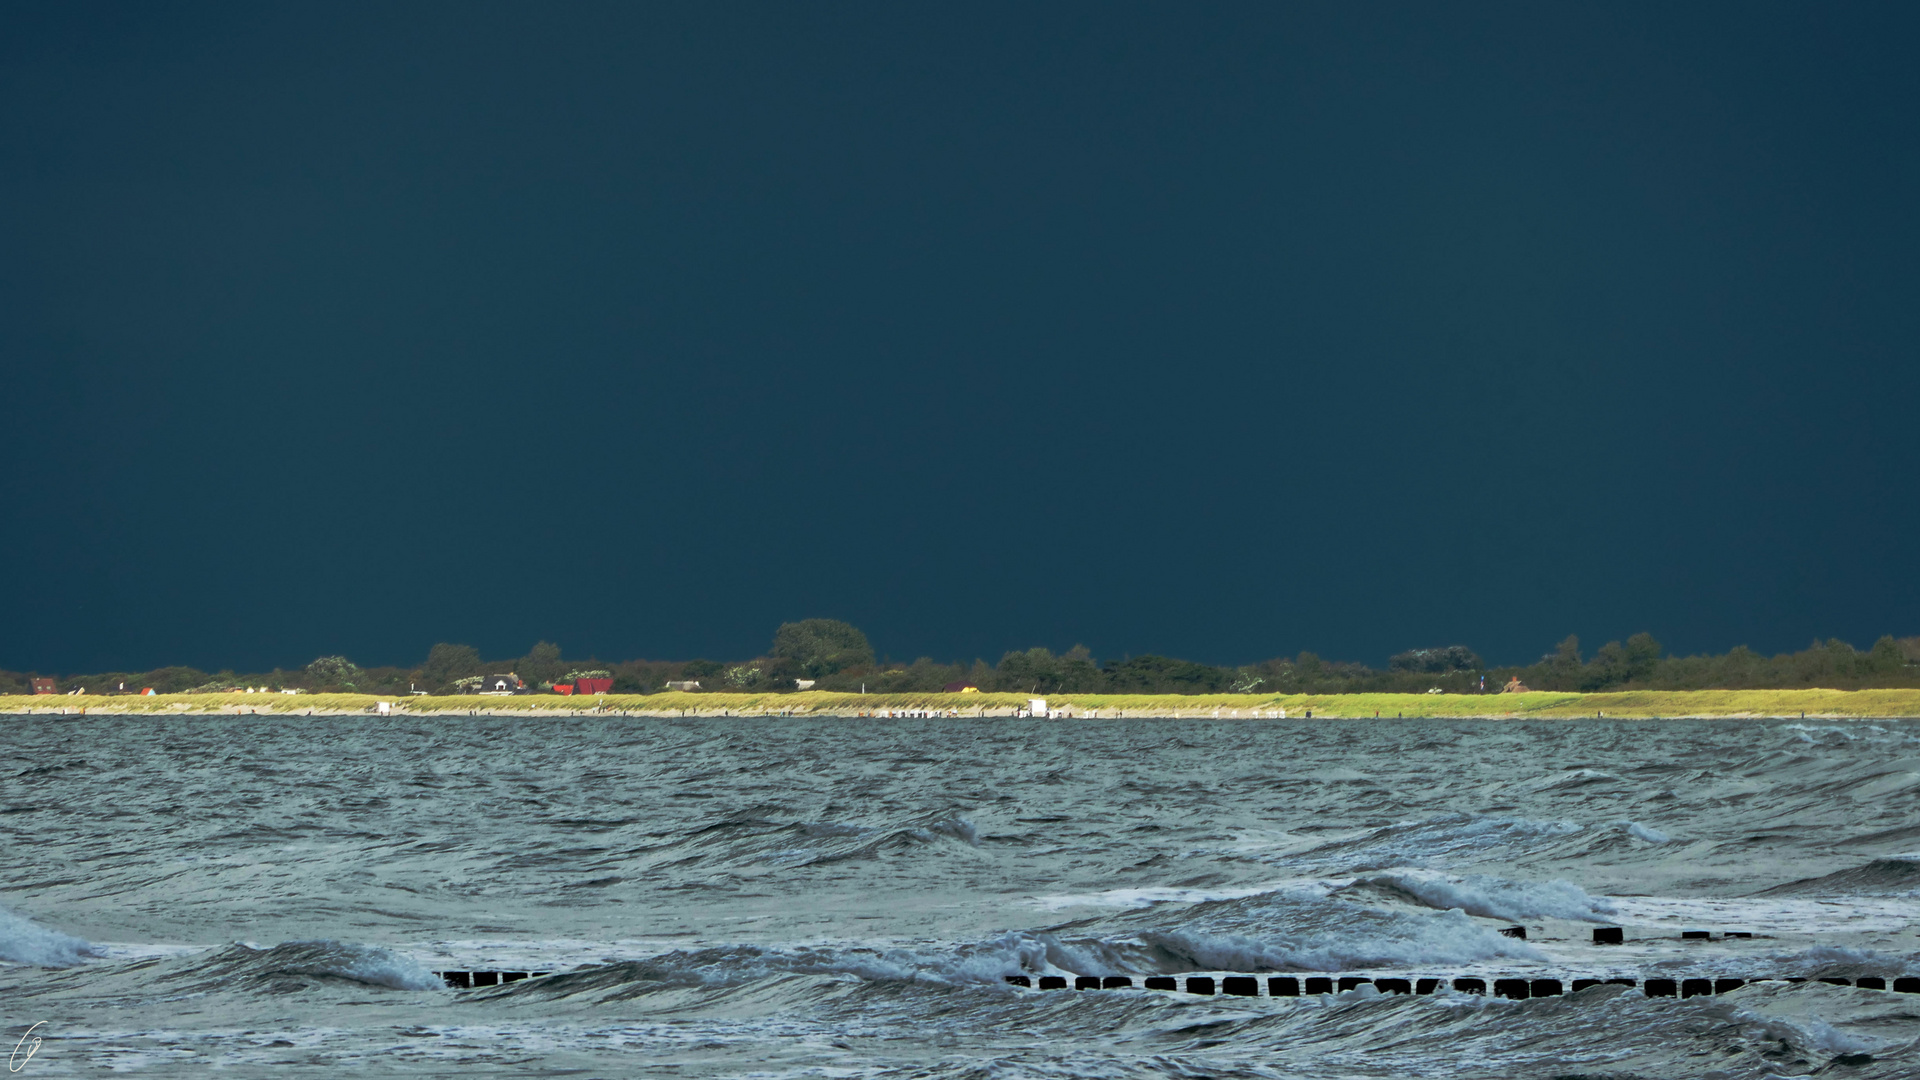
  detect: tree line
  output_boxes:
[5,619,1918,697]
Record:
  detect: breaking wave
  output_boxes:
[1622,820,1671,843]
[1126,911,1545,971]
[0,904,101,967]
[1347,871,1618,923]
[1758,858,1920,897]
[186,940,444,991]
[485,915,1544,1002]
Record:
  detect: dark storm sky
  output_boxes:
[3,2,1916,674]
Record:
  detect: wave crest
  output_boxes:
[1757,858,1920,897]
[1348,872,1617,923]
[1134,911,1544,971]
[0,905,100,967]
[190,940,443,990]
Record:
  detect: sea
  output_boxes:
[4,713,1919,1077]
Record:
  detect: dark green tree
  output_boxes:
[1541,635,1583,689]
[770,619,874,677]
[517,641,565,686]
[1055,645,1105,691]
[305,655,363,690]
[419,643,484,691]
[1623,632,1663,681]
[761,655,806,689]
[1103,654,1231,693]
[1582,640,1630,690]
[995,647,1060,692]
[1900,637,1920,665]
[995,646,1105,692]
[1868,635,1905,675]
[140,666,211,694]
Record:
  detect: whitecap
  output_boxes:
[0,905,101,967]
[1133,909,1545,971]
[1623,820,1671,843]
[1351,871,1617,923]
[217,940,445,990]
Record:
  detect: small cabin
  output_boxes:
[575,677,613,694]
[665,680,701,692]
[480,673,524,695]
[30,677,54,695]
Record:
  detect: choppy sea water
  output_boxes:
[5,714,1920,1077]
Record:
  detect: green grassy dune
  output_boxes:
[5,687,1919,717]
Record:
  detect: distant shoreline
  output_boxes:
[3,688,1917,719]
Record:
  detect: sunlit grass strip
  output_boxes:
[3,687,1919,717]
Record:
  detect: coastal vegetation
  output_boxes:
[5,620,1918,700]
[5,687,1919,719]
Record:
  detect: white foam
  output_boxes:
[915,815,979,846]
[1795,1016,1881,1055]
[1357,870,1617,923]
[254,940,445,990]
[0,904,101,967]
[1623,821,1671,843]
[1135,909,1546,972]
[1732,1001,1890,1057]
